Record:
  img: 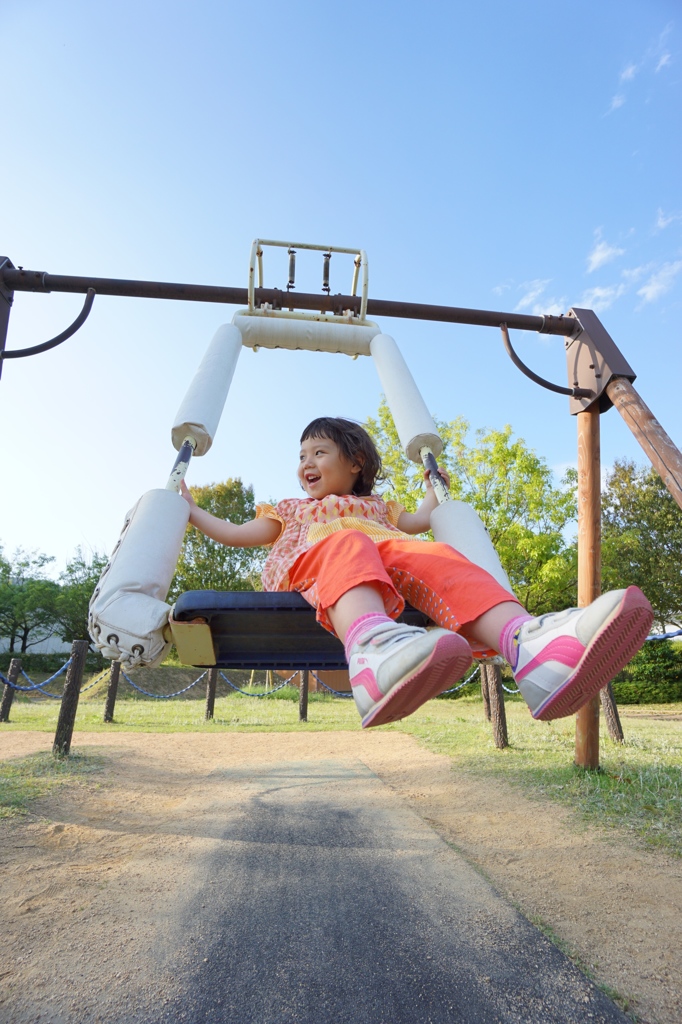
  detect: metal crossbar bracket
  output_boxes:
[248,239,369,320]
[564,308,636,414]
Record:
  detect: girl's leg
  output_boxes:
[371,539,655,723]
[466,590,654,721]
[288,532,472,728]
[326,584,386,642]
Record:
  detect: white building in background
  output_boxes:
[0,634,72,656]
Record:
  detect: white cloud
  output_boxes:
[514,279,550,312]
[607,94,626,113]
[621,264,651,284]
[587,231,626,273]
[532,298,566,317]
[655,207,682,231]
[620,63,638,81]
[636,261,682,303]
[492,282,512,297]
[579,285,626,313]
[656,53,671,72]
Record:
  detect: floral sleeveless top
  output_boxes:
[256,493,409,591]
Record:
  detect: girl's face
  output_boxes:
[297,435,362,499]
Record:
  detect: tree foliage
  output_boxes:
[169,478,266,600]
[602,459,682,630]
[0,548,60,653]
[56,547,109,644]
[365,399,578,614]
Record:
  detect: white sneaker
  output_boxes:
[349,621,473,728]
[512,586,653,721]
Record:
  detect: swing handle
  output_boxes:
[420,448,450,505]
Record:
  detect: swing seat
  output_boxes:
[169,591,430,669]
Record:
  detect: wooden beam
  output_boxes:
[606,377,682,511]
[575,406,601,769]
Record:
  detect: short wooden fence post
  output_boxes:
[600,682,624,743]
[480,663,491,721]
[103,661,121,723]
[53,640,88,757]
[486,663,509,749]
[205,667,218,721]
[0,658,21,723]
[299,669,309,722]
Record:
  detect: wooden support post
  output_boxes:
[575,407,601,769]
[103,661,120,723]
[486,663,509,749]
[299,669,309,723]
[53,640,88,757]
[205,667,218,721]
[480,663,491,721]
[606,377,682,512]
[0,658,21,722]
[600,681,624,744]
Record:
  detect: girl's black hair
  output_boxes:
[300,417,382,496]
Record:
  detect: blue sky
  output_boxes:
[1,0,680,574]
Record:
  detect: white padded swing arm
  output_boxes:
[370,333,512,592]
[90,324,244,668]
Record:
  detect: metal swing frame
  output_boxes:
[2,241,682,768]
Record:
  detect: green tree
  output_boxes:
[169,478,266,600]
[602,459,682,630]
[0,548,61,653]
[365,399,578,614]
[56,547,109,645]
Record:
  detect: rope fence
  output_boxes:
[2,621,680,701]
[311,672,353,697]
[0,660,72,694]
[120,668,207,699]
[219,670,298,697]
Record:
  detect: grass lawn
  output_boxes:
[0,750,105,819]
[1,684,681,856]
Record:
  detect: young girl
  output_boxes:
[180,416,653,729]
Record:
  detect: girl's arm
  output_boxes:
[180,481,282,548]
[396,467,451,535]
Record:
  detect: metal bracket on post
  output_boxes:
[565,308,636,414]
[0,257,15,382]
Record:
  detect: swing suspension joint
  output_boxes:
[500,323,593,400]
[0,286,96,362]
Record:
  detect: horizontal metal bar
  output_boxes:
[0,265,578,337]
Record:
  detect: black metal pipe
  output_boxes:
[1,288,95,359]
[0,265,579,337]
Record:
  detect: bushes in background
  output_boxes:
[613,640,682,704]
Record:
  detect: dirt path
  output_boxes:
[1,730,680,1023]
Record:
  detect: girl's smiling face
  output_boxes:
[297,435,362,499]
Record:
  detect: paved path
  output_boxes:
[148,758,629,1024]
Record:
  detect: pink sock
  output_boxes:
[499,613,534,668]
[344,612,393,660]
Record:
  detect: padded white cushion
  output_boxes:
[370,334,443,462]
[431,500,512,592]
[171,323,242,456]
[89,489,190,667]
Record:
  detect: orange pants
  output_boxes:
[288,531,515,644]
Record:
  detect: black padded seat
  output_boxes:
[172,590,431,670]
